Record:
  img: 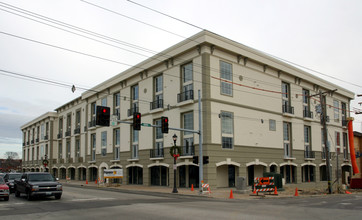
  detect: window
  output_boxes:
[41,124,45,140]
[304,126,313,158]
[129,85,139,116]
[335,131,340,147]
[58,141,62,159]
[153,119,163,157]
[282,82,293,114]
[76,110,81,128]
[66,141,71,159]
[151,75,163,110]
[132,130,139,159]
[114,128,120,160]
[101,131,107,156]
[75,138,80,158]
[341,102,347,123]
[334,100,339,122]
[182,112,194,155]
[66,114,71,133]
[59,118,63,134]
[114,93,120,120]
[221,112,233,149]
[40,145,44,159]
[302,165,315,182]
[179,63,194,102]
[303,89,312,118]
[183,112,193,136]
[269,119,276,131]
[283,122,292,158]
[343,132,348,160]
[91,102,96,125]
[220,61,233,96]
[101,97,107,107]
[91,133,96,161]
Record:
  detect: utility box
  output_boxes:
[236,177,247,190]
[263,172,283,189]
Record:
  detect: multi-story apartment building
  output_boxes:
[21,112,57,172]
[21,30,354,189]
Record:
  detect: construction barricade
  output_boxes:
[252,177,278,196]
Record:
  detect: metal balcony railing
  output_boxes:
[88,119,96,128]
[303,110,313,119]
[74,127,81,135]
[321,151,332,160]
[177,90,194,103]
[282,104,294,114]
[342,120,348,127]
[150,148,164,158]
[150,99,163,110]
[304,150,315,159]
[181,145,195,156]
[57,133,62,139]
[65,130,71,137]
[127,107,139,117]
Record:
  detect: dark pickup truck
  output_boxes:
[14,172,62,200]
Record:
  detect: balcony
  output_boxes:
[58,158,64,164]
[26,141,29,146]
[31,140,34,144]
[66,158,73,163]
[127,107,139,117]
[74,127,81,135]
[77,157,83,163]
[36,138,39,143]
[88,119,96,128]
[181,145,195,157]
[57,133,63,139]
[178,90,194,103]
[303,110,313,119]
[44,135,48,140]
[150,99,163,110]
[65,130,71,137]
[84,126,87,132]
[22,142,25,146]
[282,104,294,115]
[304,150,315,159]
[342,119,348,127]
[150,148,164,158]
[321,151,332,160]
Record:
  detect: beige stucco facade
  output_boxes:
[21,30,355,189]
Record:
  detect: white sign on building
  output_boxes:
[104,169,123,179]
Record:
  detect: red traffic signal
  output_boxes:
[133,112,141,130]
[96,106,110,126]
[161,116,169,133]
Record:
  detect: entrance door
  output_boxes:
[228,165,235,187]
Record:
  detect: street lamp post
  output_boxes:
[172,134,178,193]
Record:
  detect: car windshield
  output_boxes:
[0,177,5,184]
[28,174,55,182]
[9,173,22,180]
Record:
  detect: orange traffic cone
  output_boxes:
[191,184,194,191]
[229,189,234,199]
[294,188,299,196]
[253,184,256,194]
[86,180,88,184]
[95,179,97,184]
[274,186,278,195]
[208,186,211,194]
[345,190,352,194]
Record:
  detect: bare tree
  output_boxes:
[2,152,20,172]
[4,151,19,160]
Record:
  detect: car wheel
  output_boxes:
[4,196,9,201]
[26,192,33,201]
[55,194,61,200]
[15,190,20,197]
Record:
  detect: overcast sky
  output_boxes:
[0,0,362,159]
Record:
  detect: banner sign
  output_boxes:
[104,169,123,178]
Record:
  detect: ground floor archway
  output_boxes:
[178,165,199,188]
[128,166,143,185]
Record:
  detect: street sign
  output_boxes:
[141,123,151,127]
[104,169,123,179]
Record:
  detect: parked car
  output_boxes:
[0,177,10,201]
[14,172,62,200]
[4,173,22,193]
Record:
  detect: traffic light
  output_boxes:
[96,106,110,126]
[203,156,209,165]
[133,112,141,130]
[192,156,198,164]
[161,116,169,133]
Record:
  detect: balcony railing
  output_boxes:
[44,135,48,140]
[74,127,81,135]
[65,130,71,137]
[84,126,87,132]
[150,148,164,158]
[31,140,34,144]
[77,157,83,163]
[23,142,25,146]
[26,141,29,145]
[304,150,315,159]
[127,107,139,117]
[57,133,63,139]
[282,104,294,114]
[342,120,348,127]
[181,145,195,156]
[177,90,194,103]
[303,110,313,119]
[150,99,163,110]
[321,151,332,160]
[36,138,39,143]
[88,119,96,128]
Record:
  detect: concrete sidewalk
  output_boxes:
[59,180,346,200]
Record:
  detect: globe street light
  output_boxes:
[172,134,178,193]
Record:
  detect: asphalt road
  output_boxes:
[0,186,361,220]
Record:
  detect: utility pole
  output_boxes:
[312,89,337,194]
